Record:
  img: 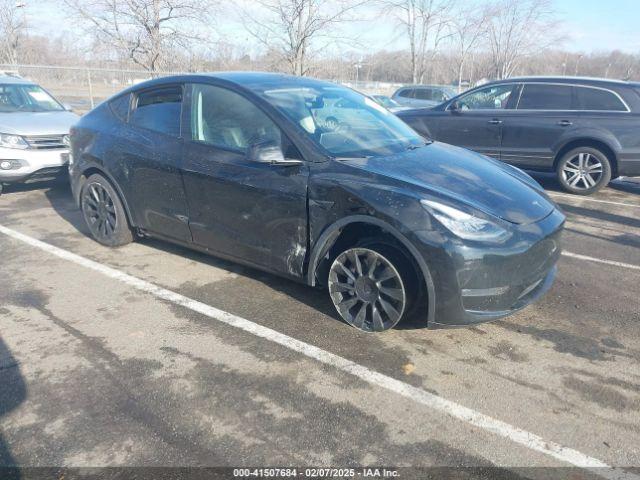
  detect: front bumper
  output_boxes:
[414,208,565,328]
[0,147,70,184]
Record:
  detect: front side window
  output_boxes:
[414,89,433,100]
[258,84,424,157]
[398,89,414,98]
[190,84,282,151]
[575,87,627,111]
[130,86,182,136]
[0,84,64,113]
[456,84,515,110]
[518,84,572,110]
[431,89,448,102]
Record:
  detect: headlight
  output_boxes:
[0,133,29,149]
[421,200,511,242]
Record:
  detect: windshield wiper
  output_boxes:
[406,140,432,151]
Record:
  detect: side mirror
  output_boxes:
[248,140,303,166]
[63,103,74,112]
[449,101,461,113]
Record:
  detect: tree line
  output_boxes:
[1,0,638,86]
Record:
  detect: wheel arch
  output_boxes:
[307,215,436,325]
[554,138,619,178]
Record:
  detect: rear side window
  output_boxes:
[130,86,182,136]
[109,93,130,121]
[518,84,572,110]
[575,87,627,111]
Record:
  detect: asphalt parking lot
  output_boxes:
[0,174,639,479]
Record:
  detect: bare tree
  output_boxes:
[0,0,27,65]
[485,0,562,79]
[241,0,366,76]
[381,0,454,84]
[62,0,215,72]
[449,4,487,91]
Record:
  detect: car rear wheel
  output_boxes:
[556,147,612,195]
[81,174,133,247]
[328,245,413,332]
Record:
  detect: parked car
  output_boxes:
[391,85,457,109]
[397,77,640,195]
[370,94,411,113]
[70,73,564,332]
[0,74,78,195]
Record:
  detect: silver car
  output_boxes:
[0,74,78,195]
[391,85,457,109]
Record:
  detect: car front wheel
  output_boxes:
[328,245,412,332]
[556,147,612,195]
[81,173,133,247]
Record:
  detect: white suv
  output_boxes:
[0,74,79,195]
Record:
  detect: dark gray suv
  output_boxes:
[398,77,640,194]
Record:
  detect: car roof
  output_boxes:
[399,85,449,89]
[483,76,637,89]
[0,74,34,85]
[119,72,338,96]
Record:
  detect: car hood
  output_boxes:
[0,111,79,136]
[340,142,555,225]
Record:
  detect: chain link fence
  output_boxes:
[0,64,184,113]
[1,63,404,113]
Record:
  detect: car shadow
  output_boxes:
[42,183,427,331]
[558,203,640,229]
[526,171,640,196]
[0,337,26,479]
[1,178,68,196]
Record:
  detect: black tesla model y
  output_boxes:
[69,73,564,332]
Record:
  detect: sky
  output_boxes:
[20,0,640,57]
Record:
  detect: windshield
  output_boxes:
[0,84,64,113]
[373,96,400,108]
[259,85,424,157]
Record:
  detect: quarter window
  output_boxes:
[518,84,572,110]
[109,93,130,121]
[575,87,627,111]
[130,86,182,136]
[456,84,515,110]
[190,84,282,152]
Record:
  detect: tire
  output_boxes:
[556,147,612,195]
[80,173,133,247]
[327,240,416,333]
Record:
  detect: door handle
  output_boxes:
[487,119,503,125]
[557,120,573,127]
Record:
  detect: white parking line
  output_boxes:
[0,223,636,480]
[563,251,640,271]
[548,192,640,208]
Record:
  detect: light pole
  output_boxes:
[354,62,362,85]
[574,54,584,76]
[12,2,27,67]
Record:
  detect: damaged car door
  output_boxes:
[181,83,309,278]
